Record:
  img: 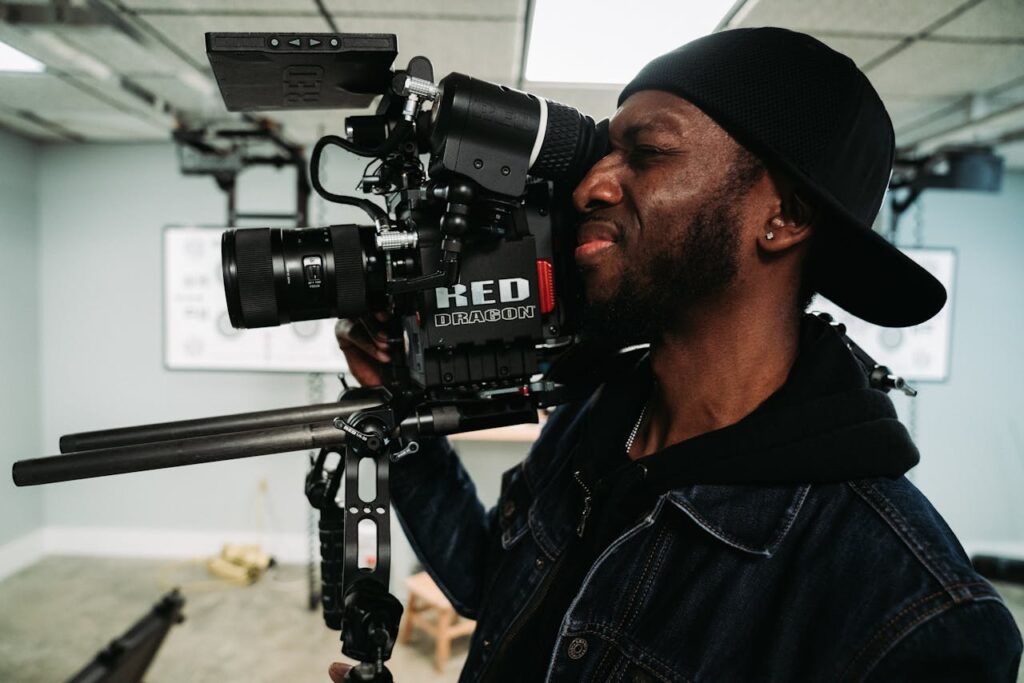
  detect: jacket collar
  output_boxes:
[522,406,813,560]
[666,483,812,557]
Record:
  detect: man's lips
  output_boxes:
[577,219,621,245]
[575,219,621,261]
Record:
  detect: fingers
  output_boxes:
[335,312,396,387]
[335,318,390,363]
[345,347,385,388]
[328,662,351,682]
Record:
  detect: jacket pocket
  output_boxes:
[497,464,531,549]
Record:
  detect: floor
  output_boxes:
[0,556,1022,682]
[0,556,466,683]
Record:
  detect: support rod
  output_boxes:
[16,422,347,487]
[59,398,382,453]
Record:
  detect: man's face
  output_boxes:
[572,90,763,348]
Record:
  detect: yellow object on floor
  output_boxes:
[206,543,274,586]
[401,571,476,671]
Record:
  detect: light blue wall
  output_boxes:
[31,142,525,590]
[35,143,339,536]
[892,171,1024,547]
[23,140,1024,560]
[0,129,43,547]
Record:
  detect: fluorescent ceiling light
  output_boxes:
[30,33,112,80]
[0,40,45,73]
[525,0,735,85]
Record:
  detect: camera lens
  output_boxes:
[222,225,378,329]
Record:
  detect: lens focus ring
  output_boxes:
[330,226,368,317]
[232,228,279,328]
[531,100,586,181]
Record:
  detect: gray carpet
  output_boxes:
[0,556,465,683]
[1,556,1021,682]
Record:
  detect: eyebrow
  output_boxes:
[617,118,681,143]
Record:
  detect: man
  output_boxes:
[334,28,1022,681]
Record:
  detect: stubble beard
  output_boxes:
[579,197,743,352]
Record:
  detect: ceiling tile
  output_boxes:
[521,82,621,121]
[141,14,336,64]
[866,41,1024,98]
[357,17,519,83]
[124,0,520,17]
[143,14,519,86]
[1,72,120,113]
[124,0,318,11]
[131,75,229,117]
[48,110,170,141]
[932,0,1024,39]
[0,110,67,141]
[0,24,82,74]
[320,0,520,18]
[886,96,961,130]
[810,35,901,67]
[729,0,964,35]
[48,25,181,77]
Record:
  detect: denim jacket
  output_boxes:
[390,325,1023,681]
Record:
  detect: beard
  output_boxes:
[579,195,742,351]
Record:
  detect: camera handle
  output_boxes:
[306,396,408,683]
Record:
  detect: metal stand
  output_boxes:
[306,390,410,682]
[12,387,542,681]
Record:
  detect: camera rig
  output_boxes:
[10,32,920,683]
[14,32,609,683]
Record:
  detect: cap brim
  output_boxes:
[811,215,947,328]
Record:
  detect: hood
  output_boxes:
[586,314,920,489]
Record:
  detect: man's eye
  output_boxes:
[627,146,664,165]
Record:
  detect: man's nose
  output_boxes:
[572,155,624,213]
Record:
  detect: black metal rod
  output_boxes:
[59,399,382,453]
[15,422,347,487]
[235,212,300,220]
[16,397,539,488]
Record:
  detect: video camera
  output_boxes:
[12,31,923,683]
[210,32,608,394]
[14,32,612,683]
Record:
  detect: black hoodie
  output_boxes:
[499,314,921,679]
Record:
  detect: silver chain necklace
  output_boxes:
[624,402,648,456]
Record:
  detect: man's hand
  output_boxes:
[335,312,392,387]
[328,662,350,682]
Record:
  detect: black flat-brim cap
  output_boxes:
[619,27,946,327]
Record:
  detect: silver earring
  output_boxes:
[766,231,775,240]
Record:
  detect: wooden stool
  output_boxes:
[400,571,476,671]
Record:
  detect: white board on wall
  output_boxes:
[163,226,348,373]
[811,247,956,382]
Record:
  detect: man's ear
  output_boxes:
[759,215,813,253]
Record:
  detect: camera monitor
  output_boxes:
[206,32,398,111]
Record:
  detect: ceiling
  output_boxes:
[1,0,1023,168]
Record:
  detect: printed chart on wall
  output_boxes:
[164,226,348,373]
[811,247,956,382]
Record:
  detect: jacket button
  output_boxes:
[501,500,516,518]
[567,637,588,660]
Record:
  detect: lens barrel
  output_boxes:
[222,225,377,329]
[531,101,609,186]
[429,74,609,196]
